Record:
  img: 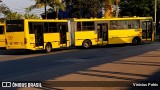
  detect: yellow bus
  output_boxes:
[5,19,71,52]
[5,17,154,53]
[0,23,5,48]
[71,17,154,48]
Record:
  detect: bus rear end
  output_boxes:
[0,23,5,48]
[5,20,26,49]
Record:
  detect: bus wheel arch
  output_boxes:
[132,37,141,45]
[82,39,92,48]
[45,42,52,53]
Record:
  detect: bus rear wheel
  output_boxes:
[45,43,52,53]
[132,38,139,45]
[82,40,92,48]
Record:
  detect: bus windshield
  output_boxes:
[6,20,24,32]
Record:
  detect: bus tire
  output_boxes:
[132,37,139,45]
[45,42,52,53]
[82,39,92,48]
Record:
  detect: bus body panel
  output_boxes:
[66,32,70,47]
[6,32,26,49]
[0,34,5,48]
[27,34,36,50]
[75,31,97,46]
[108,29,142,44]
[0,24,5,48]
[27,32,70,50]
[43,33,60,48]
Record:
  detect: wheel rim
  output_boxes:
[84,42,89,48]
[46,45,51,52]
[133,39,137,44]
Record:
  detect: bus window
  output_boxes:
[132,20,140,29]
[6,20,24,32]
[0,26,4,34]
[48,22,58,33]
[110,21,119,29]
[128,21,132,29]
[29,22,45,34]
[118,20,131,29]
[118,21,128,29]
[29,22,34,34]
[77,22,81,31]
[82,22,95,31]
[111,20,140,30]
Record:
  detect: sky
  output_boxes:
[1,0,45,17]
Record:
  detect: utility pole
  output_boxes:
[155,0,157,34]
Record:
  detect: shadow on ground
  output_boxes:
[0,42,159,90]
[0,42,149,55]
[127,70,160,90]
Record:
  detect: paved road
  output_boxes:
[0,42,160,90]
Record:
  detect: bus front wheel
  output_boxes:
[82,40,92,48]
[45,43,52,53]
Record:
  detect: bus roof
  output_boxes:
[5,17,153,22]
[0,23,4,26]
[73,17,153,22]
[6,19,69,23]
[25,19,68,22]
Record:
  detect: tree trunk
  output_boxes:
[104,0,113,18]
[115,0,120,17]
[56,9,58,19]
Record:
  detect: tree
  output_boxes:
[26,0,65,19]
[23,13,40,19]
[119,0,160,33]
[104,0,114,18]
[5,12,40,20]
[119,0,154,17]
[0,1,11,16]
[65,0,104,18]
[115,0,120,17]
[6,12,22,20]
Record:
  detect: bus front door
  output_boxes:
[34,24,44,47]
[97,23,108,45]
[58,24,67,47]
[142,21,153,41]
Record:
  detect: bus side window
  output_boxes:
[128,21,132,29]
[77,22,81,31]
[128,24,131,29]
[132,20,140,29]
[17,24,23,31]
[110,21,118,30]
[44,23,48,33]
[48,22,58,33]
[81,22,95,31]
[29,22,34,34]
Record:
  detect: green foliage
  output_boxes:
[0,18,5,23]
[6,12,23,20]
[67,0,105,18]
[119,0,155,17]
[6,12,40,20]
[0,1,11,15]
[26,0,66,15]
[156,0,160,19]
[23,13,40,19]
